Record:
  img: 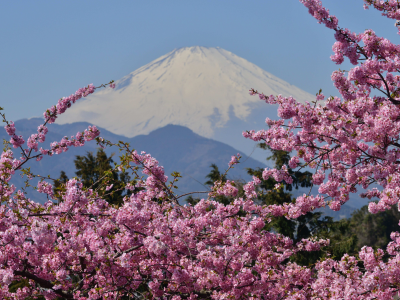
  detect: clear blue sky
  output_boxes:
[0,0,397,123]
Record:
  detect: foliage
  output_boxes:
[54,149,131,206]
[204,163,226,186]
[341,202,400,254]
[52,170,69,203]
[249,145,358,265]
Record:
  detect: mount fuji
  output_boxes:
[13,47,359,216]
[56,46,315,162]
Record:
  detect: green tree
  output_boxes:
[53,170,69,203]
[204,163,226,186]
[248,145,358,265]
[187,163,245,206]
[345,203,400,253]
[54,149,131,206]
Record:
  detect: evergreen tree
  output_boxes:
[53,170,69,203]
[248,144,358,265]
[206,163,244,205]
[54,149,131,206]
[187,163,245,206]
[344,203,400,254]
[204,164,226,186]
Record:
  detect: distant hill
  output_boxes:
[3,118,267,203]
[2,118,358,219]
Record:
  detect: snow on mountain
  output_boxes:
[56,46,315,139]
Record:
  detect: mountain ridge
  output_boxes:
[3,118,358,219]
[5,118,267,202]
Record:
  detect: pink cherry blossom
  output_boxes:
[2,2,400,299]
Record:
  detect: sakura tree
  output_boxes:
[2,0,400,299]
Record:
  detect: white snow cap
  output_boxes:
[57,46,314,138]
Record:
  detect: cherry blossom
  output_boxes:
[2,1,400,299]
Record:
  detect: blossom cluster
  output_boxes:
[228,153,241,167]
[245,0,400,217]
[212,180,239,198]
[43,84,95,124]
[4,83,107,168]
[3,1,400,299]
[364,0,400,34]
[4,121,25,149]
[0,179,333,299]
[0,79,333,298]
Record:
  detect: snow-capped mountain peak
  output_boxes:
[56,46,314,138]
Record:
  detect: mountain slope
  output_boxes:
[56,46,315,139]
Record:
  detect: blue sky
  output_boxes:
[0,0,398,123]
